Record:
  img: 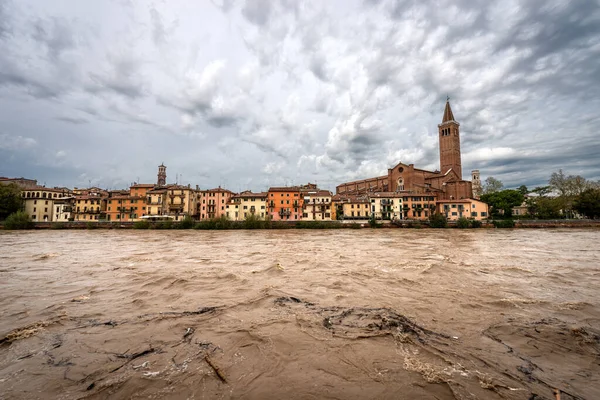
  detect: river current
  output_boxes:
[0,229,599,399]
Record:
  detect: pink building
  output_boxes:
[199,187,235,219]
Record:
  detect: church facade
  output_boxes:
[336,100,474,201]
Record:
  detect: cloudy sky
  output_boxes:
[1,0,599,191]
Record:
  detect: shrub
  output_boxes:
[456,217,470,229]
[296,221,342,229]
[3,211,34,230]
[243,214,268,229]
[347,223,362,229]
[428,213,447,228]
[493,219,515,228]
[156,220,174,229]
[368,215,382,228]
[133,220,151,229]
[176,216,195,229]
[86,221,99,229]
[470,219,482,228]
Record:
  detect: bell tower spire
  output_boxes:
[438,98,462,179]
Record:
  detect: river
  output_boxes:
[1,229,599,399]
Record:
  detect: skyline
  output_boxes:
[1,0,600,192]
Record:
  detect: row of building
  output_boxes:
[3,99,490,223]
[11,179,488,223]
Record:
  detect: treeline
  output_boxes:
[481,169,600,219]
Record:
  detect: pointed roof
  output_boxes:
[442,99,455,123]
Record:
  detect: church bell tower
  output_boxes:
[438,99,462,179]
[157,163,166,186]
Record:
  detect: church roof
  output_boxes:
[442,99,455,123]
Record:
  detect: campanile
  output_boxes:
[438,99,462,179]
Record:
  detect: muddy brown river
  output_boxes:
[0,229,599,399]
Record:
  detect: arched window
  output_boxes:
[27,192,31,198]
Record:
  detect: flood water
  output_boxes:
[0,229,599,399]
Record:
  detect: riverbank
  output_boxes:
[1,219,599,230]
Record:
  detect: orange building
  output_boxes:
[401,194,438,220]
[106,195,147,222]
[267,187,303,221]
[106,184,155,222]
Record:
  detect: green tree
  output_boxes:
[3,211,33,229]
[526,196,562,219]
[517,185,528,195]
[573,188,600,219]
[483,177,504,194]
[429,212,447,228]
[481,189,524,218]
[0,183,23,220]
[531,186,552,196]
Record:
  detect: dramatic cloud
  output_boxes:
[1,0,599,191]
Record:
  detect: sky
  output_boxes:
[1,0,599,192]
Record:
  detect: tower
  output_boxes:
[438,99,462,179]
[471,170,482,199]
[157,163,166,186]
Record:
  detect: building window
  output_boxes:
[452,212,457,216]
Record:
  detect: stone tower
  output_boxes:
[438,99,462,179]
[157,163,166,186]
[471,170,482,199]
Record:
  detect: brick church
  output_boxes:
[336,99,480,200]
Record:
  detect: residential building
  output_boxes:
[301,189,333,220]
[52,197,74,222]
[333,195,370,220]
[146,187,167,217]
[164,184,200,220]
[106,195,147,222]
[225,191,268,221]
[267,187,303,221]
[21,186,73,221]
[368,192,403,220]
[402,195,438,220]
[73,194,107,222]
[437,199,489,221]
[200,187,234,219]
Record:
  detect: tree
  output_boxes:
[526,196,562,219]
[531,186,552,196]
[0,183,23,221]
[481,189,524,218]
[573,188,600,219]
[429,213,447,228]
[483,177,504,194]
[549,170,596,218]
[517,185,528,195]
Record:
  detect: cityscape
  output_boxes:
[1,100,490,225]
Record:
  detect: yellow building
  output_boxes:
[333,195,370,220]
[301,189,333,220]
[165,184,199,220]
[146,188,166,217]
[437,198,489,221]
[73,195,107,222]
[225,191,267,221]
[368,192,403,221]
[21,186,72,222]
